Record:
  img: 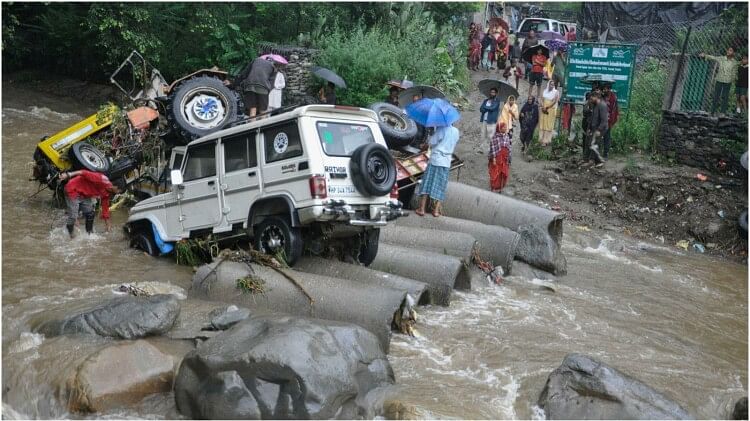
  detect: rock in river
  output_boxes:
[174,314,395,419]
[37,294,180,339]
[538,353,692,419]
[63,340,182,413]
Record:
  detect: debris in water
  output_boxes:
[676,240,690,251]
[471,247,502,285]
[696,173,708,181]
[116,284,150,296]
[236,275,267,294]
[576,225,591,232]
[692,243,706,253]
[718,210,726,218]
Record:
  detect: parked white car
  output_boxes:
[126,105,404,266]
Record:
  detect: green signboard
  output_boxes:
[563,42,638,108]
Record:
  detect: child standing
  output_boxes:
[488,122,512,193]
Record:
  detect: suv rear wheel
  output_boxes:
[254,216,303,266]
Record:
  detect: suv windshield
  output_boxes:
[316,122,374,157]
[520,19,549,33]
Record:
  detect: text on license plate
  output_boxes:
[328,185,357,195]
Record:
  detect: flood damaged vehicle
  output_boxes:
[125,105,405,266]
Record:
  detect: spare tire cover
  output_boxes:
[350,143,397,197]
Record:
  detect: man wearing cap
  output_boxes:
[59,169,121,238]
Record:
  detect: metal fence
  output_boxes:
[602,16,747,113]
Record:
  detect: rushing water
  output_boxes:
[2,86,747,419]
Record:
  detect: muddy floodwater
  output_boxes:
[2,86,748,419]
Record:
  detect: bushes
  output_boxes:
[610,58,668,154]
[314,17,471,107]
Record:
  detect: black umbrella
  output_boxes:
[399,85,446,108]
[478,79,519,103]
[311,66,347,88]
[522,44,549,63]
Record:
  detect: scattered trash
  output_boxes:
[551,205,562,211]
[676,240,690,251]
[576,225,591,232]
[611,186,618,193]
[715,185,722,189]
[472,248,502,285]
[718,210,726,218]
[656,195,665,202]
[550,194,560,199]
[706,243,717,249]
[696,173,708,181]
[692,243,706,253]
[656,235,665,243]
[687,196,694,203]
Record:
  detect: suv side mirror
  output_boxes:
[171,169,183,186]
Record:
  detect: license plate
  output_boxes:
[328,185,357,195]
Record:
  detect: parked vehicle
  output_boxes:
[126,104,405,266]
[515,18,570,48]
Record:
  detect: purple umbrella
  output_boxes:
[260,54,288,64]
[545,39,569,52]
[539,30,564,41]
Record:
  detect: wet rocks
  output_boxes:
[516,224,568,276]
[174,315,394,419]
[538,353,692,420]
[64,340,179,413]
[37,295,180,339]
[210,306,251,330]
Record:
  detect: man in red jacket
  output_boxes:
[59,169,120,238]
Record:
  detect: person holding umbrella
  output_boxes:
[235,56,276,117]
[311,66,346,105]
[319,82,337,105]
[405,98,461,217]
[480,88,501,147]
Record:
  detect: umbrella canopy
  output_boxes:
[311,66,347,88]
[259,54,288,65]
[522,44,549,62]
[386,79,415,90]
[405,98,460,128]
[580,74,616,86]
[544,39,569,52]
[478,79,519,103]
[539,30,565,41]
[399,85,446,108]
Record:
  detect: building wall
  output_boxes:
[257,43,319,106]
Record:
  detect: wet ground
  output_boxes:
[2,77,748,419]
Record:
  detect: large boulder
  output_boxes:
[63,340,183,413]
[538,354,692,420]
[37,295,180,339]
[174,314,395,419]
[732,397,748,420]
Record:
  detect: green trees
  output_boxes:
[3,2,478,103]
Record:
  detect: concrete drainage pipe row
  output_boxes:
[441,182,568,275]
[191,261,408,353]
[392,215,519,275]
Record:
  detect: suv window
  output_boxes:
[172,152,184,170]
[316,122,374,157]
[521,19,549,33]
[264,120,302,163]
[552,22,559,33]
[223,132,258,172]
[183,141,216,181]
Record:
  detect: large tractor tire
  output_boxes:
[166,76,241,145]
[369,102,418,149]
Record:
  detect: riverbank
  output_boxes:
[454,69,748,264]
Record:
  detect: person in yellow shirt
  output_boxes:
[498,95,519,138]
[700,47,739,115]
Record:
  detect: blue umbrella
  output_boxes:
[405,98,460,128]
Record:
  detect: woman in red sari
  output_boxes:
[488,122,512,193]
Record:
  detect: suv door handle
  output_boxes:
[248,171,256,177]
[207,180,215,186]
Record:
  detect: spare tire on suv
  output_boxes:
[166,76,241,145]
[350,143,397,197]
[369,102,418,149]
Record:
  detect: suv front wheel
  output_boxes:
[254,216,303,266]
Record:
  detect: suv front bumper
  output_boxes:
[299,199,406,227]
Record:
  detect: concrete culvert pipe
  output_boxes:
[191,261,408,352]
[369,243,463,305]
[379,225,477,290]
[392,215,520,275]
[441,182,568,275]
[294,257,430,305]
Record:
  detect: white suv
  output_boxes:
[126,105,404,266]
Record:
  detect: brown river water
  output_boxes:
[2,88,748,419]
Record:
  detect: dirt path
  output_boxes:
[454,68,748,263]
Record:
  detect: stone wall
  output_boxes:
[257,42,319,107]
[658,110,748,177]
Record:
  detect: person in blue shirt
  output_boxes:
[479,88,500,147]
[414,124,460,217]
